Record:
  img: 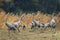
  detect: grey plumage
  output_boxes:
[30,21,36,29]
[49,17,56,28]
[34,20,44,28]
[49,13,56,28]
[5,13,22,32]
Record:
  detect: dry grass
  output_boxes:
[0,27,60,40]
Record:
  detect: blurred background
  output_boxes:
[0,0,58,14]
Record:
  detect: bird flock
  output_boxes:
[5,12,56,33]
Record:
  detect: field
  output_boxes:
[0,27,60,40]
[0,11,60,40]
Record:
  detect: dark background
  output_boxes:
[0,0,59,14]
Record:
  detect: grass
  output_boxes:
[55,32,60,40]
[0,28,60,40]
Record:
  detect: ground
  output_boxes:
[0,26,60,40]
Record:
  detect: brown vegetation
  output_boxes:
[0,11,60,29]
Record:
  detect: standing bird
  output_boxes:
[49,13,56,33]
[30,13,36,29]
[34,16,44,28]
[50,13,56,28]
[12,14,23,32]
[50,17,56,28]
[35,20,44,28]
[5,13,18,36]
[5,13,22,33]
[30,21,36,29]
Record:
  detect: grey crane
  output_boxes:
[5,13,23,33]
[30,13,36,29]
